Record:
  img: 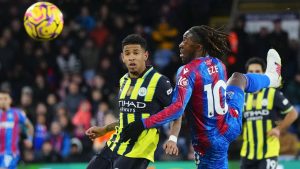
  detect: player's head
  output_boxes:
[121,34,149,76]
[0,90,12,110]
[179,25,230,64]
[245,57,266,74]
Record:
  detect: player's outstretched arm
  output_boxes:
[164,116,182,156]
[85,121,119,141]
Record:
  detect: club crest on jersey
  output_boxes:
[205,59,212,66]
[138,87,147,96]
[262,99,268,106]
[183,68,189,74]
[178,76,188,87]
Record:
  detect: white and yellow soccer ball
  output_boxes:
[24,2,63,41]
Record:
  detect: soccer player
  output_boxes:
[120,25,283,169]
[85,34,182,169]
[0,90,34,169]
[240,57,298,169]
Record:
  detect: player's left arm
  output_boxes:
[19,110,34,148]
[268,90,298,138]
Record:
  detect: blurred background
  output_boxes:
[0,0,300,168]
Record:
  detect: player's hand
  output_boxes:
[24,139,33,149]
[267,127,280,138]
[85,126,107,141]
[119,120,144,144]
[163,140,179,156]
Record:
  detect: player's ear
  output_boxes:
[144,51,149,61]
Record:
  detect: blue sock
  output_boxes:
[244,74,270,93]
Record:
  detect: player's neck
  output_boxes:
[129,66,147,78]
[195,50,207,59]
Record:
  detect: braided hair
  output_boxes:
[188,25,231,58]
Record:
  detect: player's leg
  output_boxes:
[7,155,19,169]
[227,49,281,93]
[258,157,278,169]
[0,154,19,169]
[195,135,229,169]
[113,156,150,169]
[86,146,117,169]
[240,158,259,169]
[223,49,282,142]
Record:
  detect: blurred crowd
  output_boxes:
[0,0,299,164]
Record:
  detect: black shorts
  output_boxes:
[240,157,278,169]
[86,146,150,169]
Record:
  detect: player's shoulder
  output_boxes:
[11,107,26,116]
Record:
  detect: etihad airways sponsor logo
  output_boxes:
[244,109,270,119]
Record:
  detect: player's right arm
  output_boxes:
[143,66,195,128]
[268,91,298,138]
[85,121,119,141]
[18,110,34,148]
[164,116,182,155]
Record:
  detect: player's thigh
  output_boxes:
[86,147,117,169]
[226,85,245,114]
[113,156,149,169]
[258,157,278,169]
[240,158,259,169]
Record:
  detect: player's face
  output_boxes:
[247,63,264,74]
[179,31,198,64]
[122,44,148,76]
[0,93,11,109]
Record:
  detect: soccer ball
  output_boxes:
[24,2,63,41]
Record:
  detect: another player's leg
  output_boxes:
[113,156,150,169]
[258,157,278,169]
[86,146,117,169]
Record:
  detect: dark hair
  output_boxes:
[245,57,266,72]
[0,90,10,95]
[121,34,147,50]
[188,25,231,57]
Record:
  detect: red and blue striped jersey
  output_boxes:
[143,56,229,153]
[0,108,26,155]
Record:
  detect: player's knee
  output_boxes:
[227,72,247,89]
[230,72,244,80]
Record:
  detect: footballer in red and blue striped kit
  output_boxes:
[120,25,282,169]
[0,90,34,169]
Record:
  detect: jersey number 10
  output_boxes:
[204,80,228,118]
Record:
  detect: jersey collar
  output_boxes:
[125,66,154,79]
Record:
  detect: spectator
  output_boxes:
[64,82,85,116]
[48,121,71,159]
[33,114,48,152]
[56,45,81,75]
[65,138,86,162]
[72,100,92,130]
[33,74,49,103]
[79,39,99,85]
[36,141,62,162]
